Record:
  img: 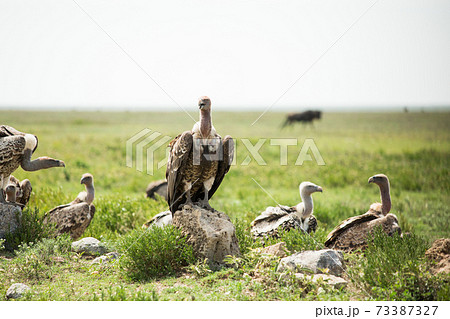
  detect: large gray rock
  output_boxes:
[277,249,344,276]
[6,283,30,299]
[172,205,240,265]
[71,237,108,256]
[0,203,22,239]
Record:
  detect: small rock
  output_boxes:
[253,242,288,258]
[91,252,119,264]
[295,273,348,289]
[71,237,108,256]
[277,249,344,276]
[6,283,30,299]
[172,205,240,265]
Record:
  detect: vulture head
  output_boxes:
[368,174,389,187]
[299,181,323,196]
[80,173,94,186]
[5,184,17,203]
[198,96,211,111]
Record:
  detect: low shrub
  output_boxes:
[11,234,72,283]
[3,207,56,251]
[118,225,196,281]
[361,228,449,300]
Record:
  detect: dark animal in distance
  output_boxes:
[282,110,321,127]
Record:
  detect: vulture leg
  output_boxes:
[198,177,214,210]
[0,176,5,203]
[181,182,194,209]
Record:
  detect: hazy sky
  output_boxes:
[0,0,449,111]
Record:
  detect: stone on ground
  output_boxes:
[91,252,120,264]
[277,249,344,276]
[0,203,22,239]
[6,283,30,299]
[71,237,108,256]
[172,205,240,265]
[253,242,288,258]
[425,238,450,275]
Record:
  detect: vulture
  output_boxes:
[324,174,401,252]
[166,96,234,214]
[251,181,323,239]
[146,179,168,201]
[143,210,172,229]
[43,173,95,240]
[8,175,32,206]
[0,125,65,202]
[4,184,21,206]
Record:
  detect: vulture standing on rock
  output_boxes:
[43,173,95,240]
[324,174,401,252]
[166,96,234,214]
[0,125,65,202]
[251,182,323,238]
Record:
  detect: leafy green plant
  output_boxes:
[118,225,196,281]
[11,234,72,283]
[361,228,448,300]
[3,207,57,251]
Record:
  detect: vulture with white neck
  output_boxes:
[43,173,95,240]
[324,174,401,252]
[166,96,234,213]
[0,125,65,202]
[251,182,323,238]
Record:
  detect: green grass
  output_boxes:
[0,110,449,300]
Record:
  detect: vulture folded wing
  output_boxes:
[207,135,234,199]
[44,203,94,240]
[324,212,380,247]
[0,136,26,174]
[0,125,26,137]
[70,191,87,205]
[166,131,193,213]
[251,206,303,238]
[43,204,72,220]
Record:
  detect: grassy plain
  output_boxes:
[0,110,449,300]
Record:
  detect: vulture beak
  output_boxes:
[80,177,87,185]
[368,177,375,184]
[199,103,205,110]
[316,186,323,193]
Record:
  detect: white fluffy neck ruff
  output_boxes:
[24,134,37,151]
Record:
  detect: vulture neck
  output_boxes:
[85,183,95,205]
[199,109,212,138]
[378,181,391,214]
[21,149,62,171]
[297,189,313,218]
